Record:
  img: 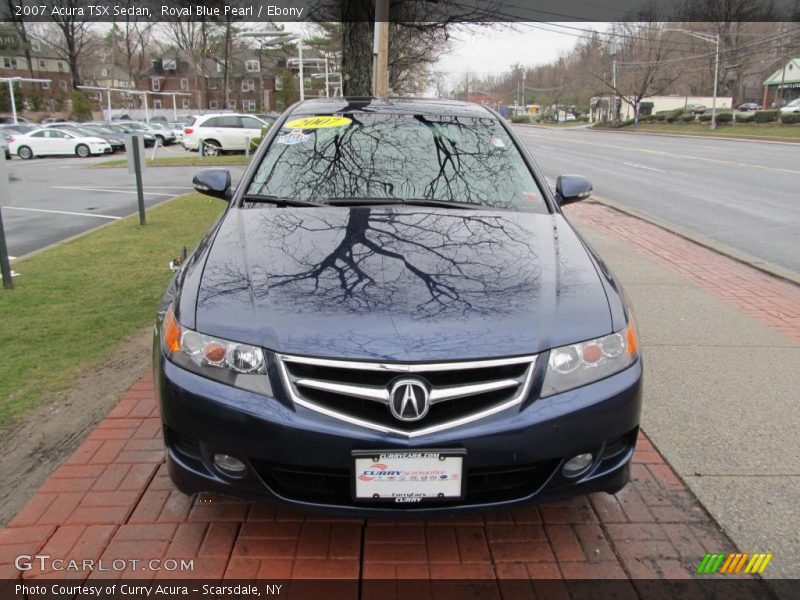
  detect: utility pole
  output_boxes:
[710,34,720,129]
[612,58,617,123]
[373,0,389,98]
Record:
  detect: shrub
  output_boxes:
[579,114,589,122]
[248,125,271,150]
[716,112,734,123]
[511,114,533,123]
[699,113,713,122]
[668,107,684,119]
[780,113,800,124]
[735,113,754,123]
[665,115,677,123]
[753,109,778,123]
[653,114,666,121]
[679,113,695,122]
[615,118,635,128]
[69,91,92,121]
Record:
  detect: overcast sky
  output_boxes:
[435,24,589,79]
[288,22,608,79]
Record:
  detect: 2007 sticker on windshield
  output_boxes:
[285,116,352,129]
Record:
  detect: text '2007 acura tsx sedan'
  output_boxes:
[154,98,642,516]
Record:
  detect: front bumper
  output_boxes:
[156,350,642,517]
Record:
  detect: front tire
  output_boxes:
[17,145,33,160]
[76,144,90,158]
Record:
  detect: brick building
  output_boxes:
[0,29,73,113]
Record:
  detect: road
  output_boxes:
[514,126,800,278]
[1,151,246,258]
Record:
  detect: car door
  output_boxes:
[27,130,57,155]
[199,116,224,147]
[240,116,266,149]
[48,129,74,154]
[217,116,243,150]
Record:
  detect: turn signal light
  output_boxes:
[625,320,638,357]
[163,308,182,353]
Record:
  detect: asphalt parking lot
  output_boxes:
[1,146,246,258]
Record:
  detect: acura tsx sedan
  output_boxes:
[154,98,642,516]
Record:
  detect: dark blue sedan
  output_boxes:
[154,98,642,516]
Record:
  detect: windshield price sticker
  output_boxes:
[276,131,311,145]
[285,116,352,130]
[353,450,465,503]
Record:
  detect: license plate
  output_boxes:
[352,450,465,504]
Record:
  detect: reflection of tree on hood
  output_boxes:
[259,208,542,318]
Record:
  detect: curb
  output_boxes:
[589,196,800,287]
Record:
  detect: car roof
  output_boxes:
[287,97,495,118]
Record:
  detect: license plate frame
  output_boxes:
[351,449,466,504]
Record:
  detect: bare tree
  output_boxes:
[157,20,214,108]
[48,0,98,89]
[110,7,153,88]
[598,22,681,121]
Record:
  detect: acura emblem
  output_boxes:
[389,379,430,422]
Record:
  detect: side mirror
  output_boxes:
[555,175,592,205]
[193,169,231,200]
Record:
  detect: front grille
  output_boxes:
[252,460,558,507]
[276,353,538,437]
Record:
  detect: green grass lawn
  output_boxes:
[93,154,252,168]
[0,193,226,425]
[620,122,800,141]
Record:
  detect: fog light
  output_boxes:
[213,454,246,476]
[563,453,593,477]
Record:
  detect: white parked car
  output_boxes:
[10,128,112,159]
[181,113,268,155]
[779,98,800,114]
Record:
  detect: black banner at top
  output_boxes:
[1,0,798,23]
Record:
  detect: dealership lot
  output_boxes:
[1,148,245,258]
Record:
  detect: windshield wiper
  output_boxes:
[325,198,486,210]
[241,194,321,207]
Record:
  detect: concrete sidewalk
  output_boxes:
[0,201,797,595]
[569,202,800,581]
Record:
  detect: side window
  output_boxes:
[203,117,222,128]
[218,116,241,128]
[240,117,263,129]
[31,130,47,138]
[49,130,66,138]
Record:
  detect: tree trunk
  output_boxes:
[223,20,232,109]
[341,0,373,96]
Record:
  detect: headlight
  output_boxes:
[161,307,270,395]
[541,321,639,397]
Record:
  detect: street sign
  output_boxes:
[126,134,146,174]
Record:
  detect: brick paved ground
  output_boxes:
[3,203,796,592]
[0,373,737,586]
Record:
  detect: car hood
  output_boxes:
[190,207,612,361]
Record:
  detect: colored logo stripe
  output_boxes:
[697,552,773,575]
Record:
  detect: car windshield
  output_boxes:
[246,113,548,212]
[785,98,800,107]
